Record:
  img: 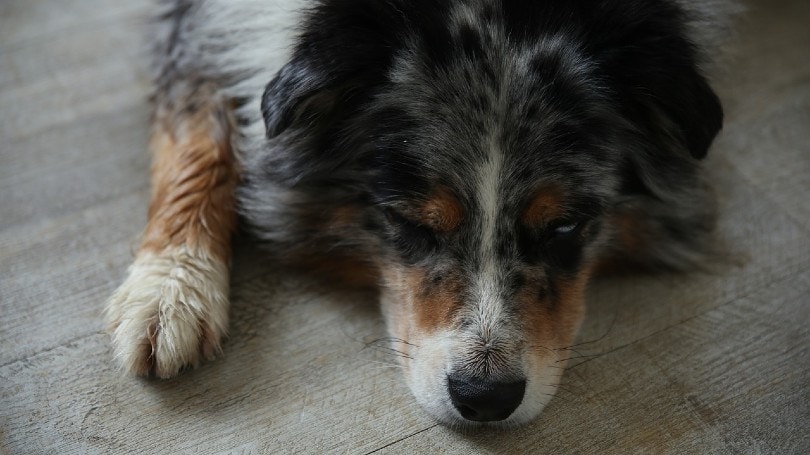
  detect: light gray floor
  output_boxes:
[1,0,808,453]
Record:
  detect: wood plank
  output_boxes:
[715,88,810,226]
[0,106,151,230]
[713,0,810,226]
[0,0,153,230]
[0,42,149,143]
[0,192,148,366]
[0,0,150,52]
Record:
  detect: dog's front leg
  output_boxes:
[106,86,238,378]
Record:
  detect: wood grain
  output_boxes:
[1,0,808,453]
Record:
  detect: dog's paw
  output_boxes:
[105,249,230,378]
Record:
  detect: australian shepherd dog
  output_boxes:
[106,0,738,427]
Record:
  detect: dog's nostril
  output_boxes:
[447,375,526,422]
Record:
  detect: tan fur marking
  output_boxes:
[520,267,591,354]
[418,187,463,232]
[407,267,464,333]
[280,204,380,288]
[611,212,646,256]
[522,186,565,227]
[594,212,651,275]
[140,100,238,261]
[291,253,380,289]
[324,204,363,232]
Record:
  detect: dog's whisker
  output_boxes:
[376,345,412,356]
[543,392,574,403]
[375,347,413,359]
[558,312,618,350]
[553,347,594,360]
[555,352,605,363]
[363,344,414,360]
[527,345,556,355]
[363,337,419,349]
[566,354,608,370]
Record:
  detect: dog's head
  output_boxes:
[254,0,722,427]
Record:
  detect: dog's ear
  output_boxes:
[629,63,723,160]
[597,7,724,160]
[675,73,723,160]
[261,61,317,139]
[260,0,412,140]
[261,57,361,139]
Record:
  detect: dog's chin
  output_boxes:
[414,393,555,431]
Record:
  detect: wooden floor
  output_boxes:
[1,0,808,453]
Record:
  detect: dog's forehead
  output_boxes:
[367,0,627,231]
[374,40,617,201]
[371,102,616,214]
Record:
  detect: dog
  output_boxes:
[106,0,737,427]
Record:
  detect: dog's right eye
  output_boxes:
[383,207,414,227]
[383,207,437,238]
[382,207,439,261]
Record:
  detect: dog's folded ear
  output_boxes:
[257,52,384,186]
[664,71,723,160]
[261,58,351,139]
[260,1,411,140]
[622,60,723,160]
[598,7,724,160]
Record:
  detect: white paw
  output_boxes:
[105,249,230,378]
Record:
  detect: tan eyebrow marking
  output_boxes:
[522,185,566,227]
[418,186,464,232]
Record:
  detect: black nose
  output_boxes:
[447,375,526,422]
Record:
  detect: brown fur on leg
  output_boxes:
[142,93,238,260]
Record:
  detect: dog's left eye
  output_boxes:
[537,219,591,273]
[553,222,580,236]
[550,220,584,238]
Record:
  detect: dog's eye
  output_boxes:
[553,222,579,236]
[384,207,418,228]
[381,207,439,261]
[538,219,591,273]
[550,220,584,238]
